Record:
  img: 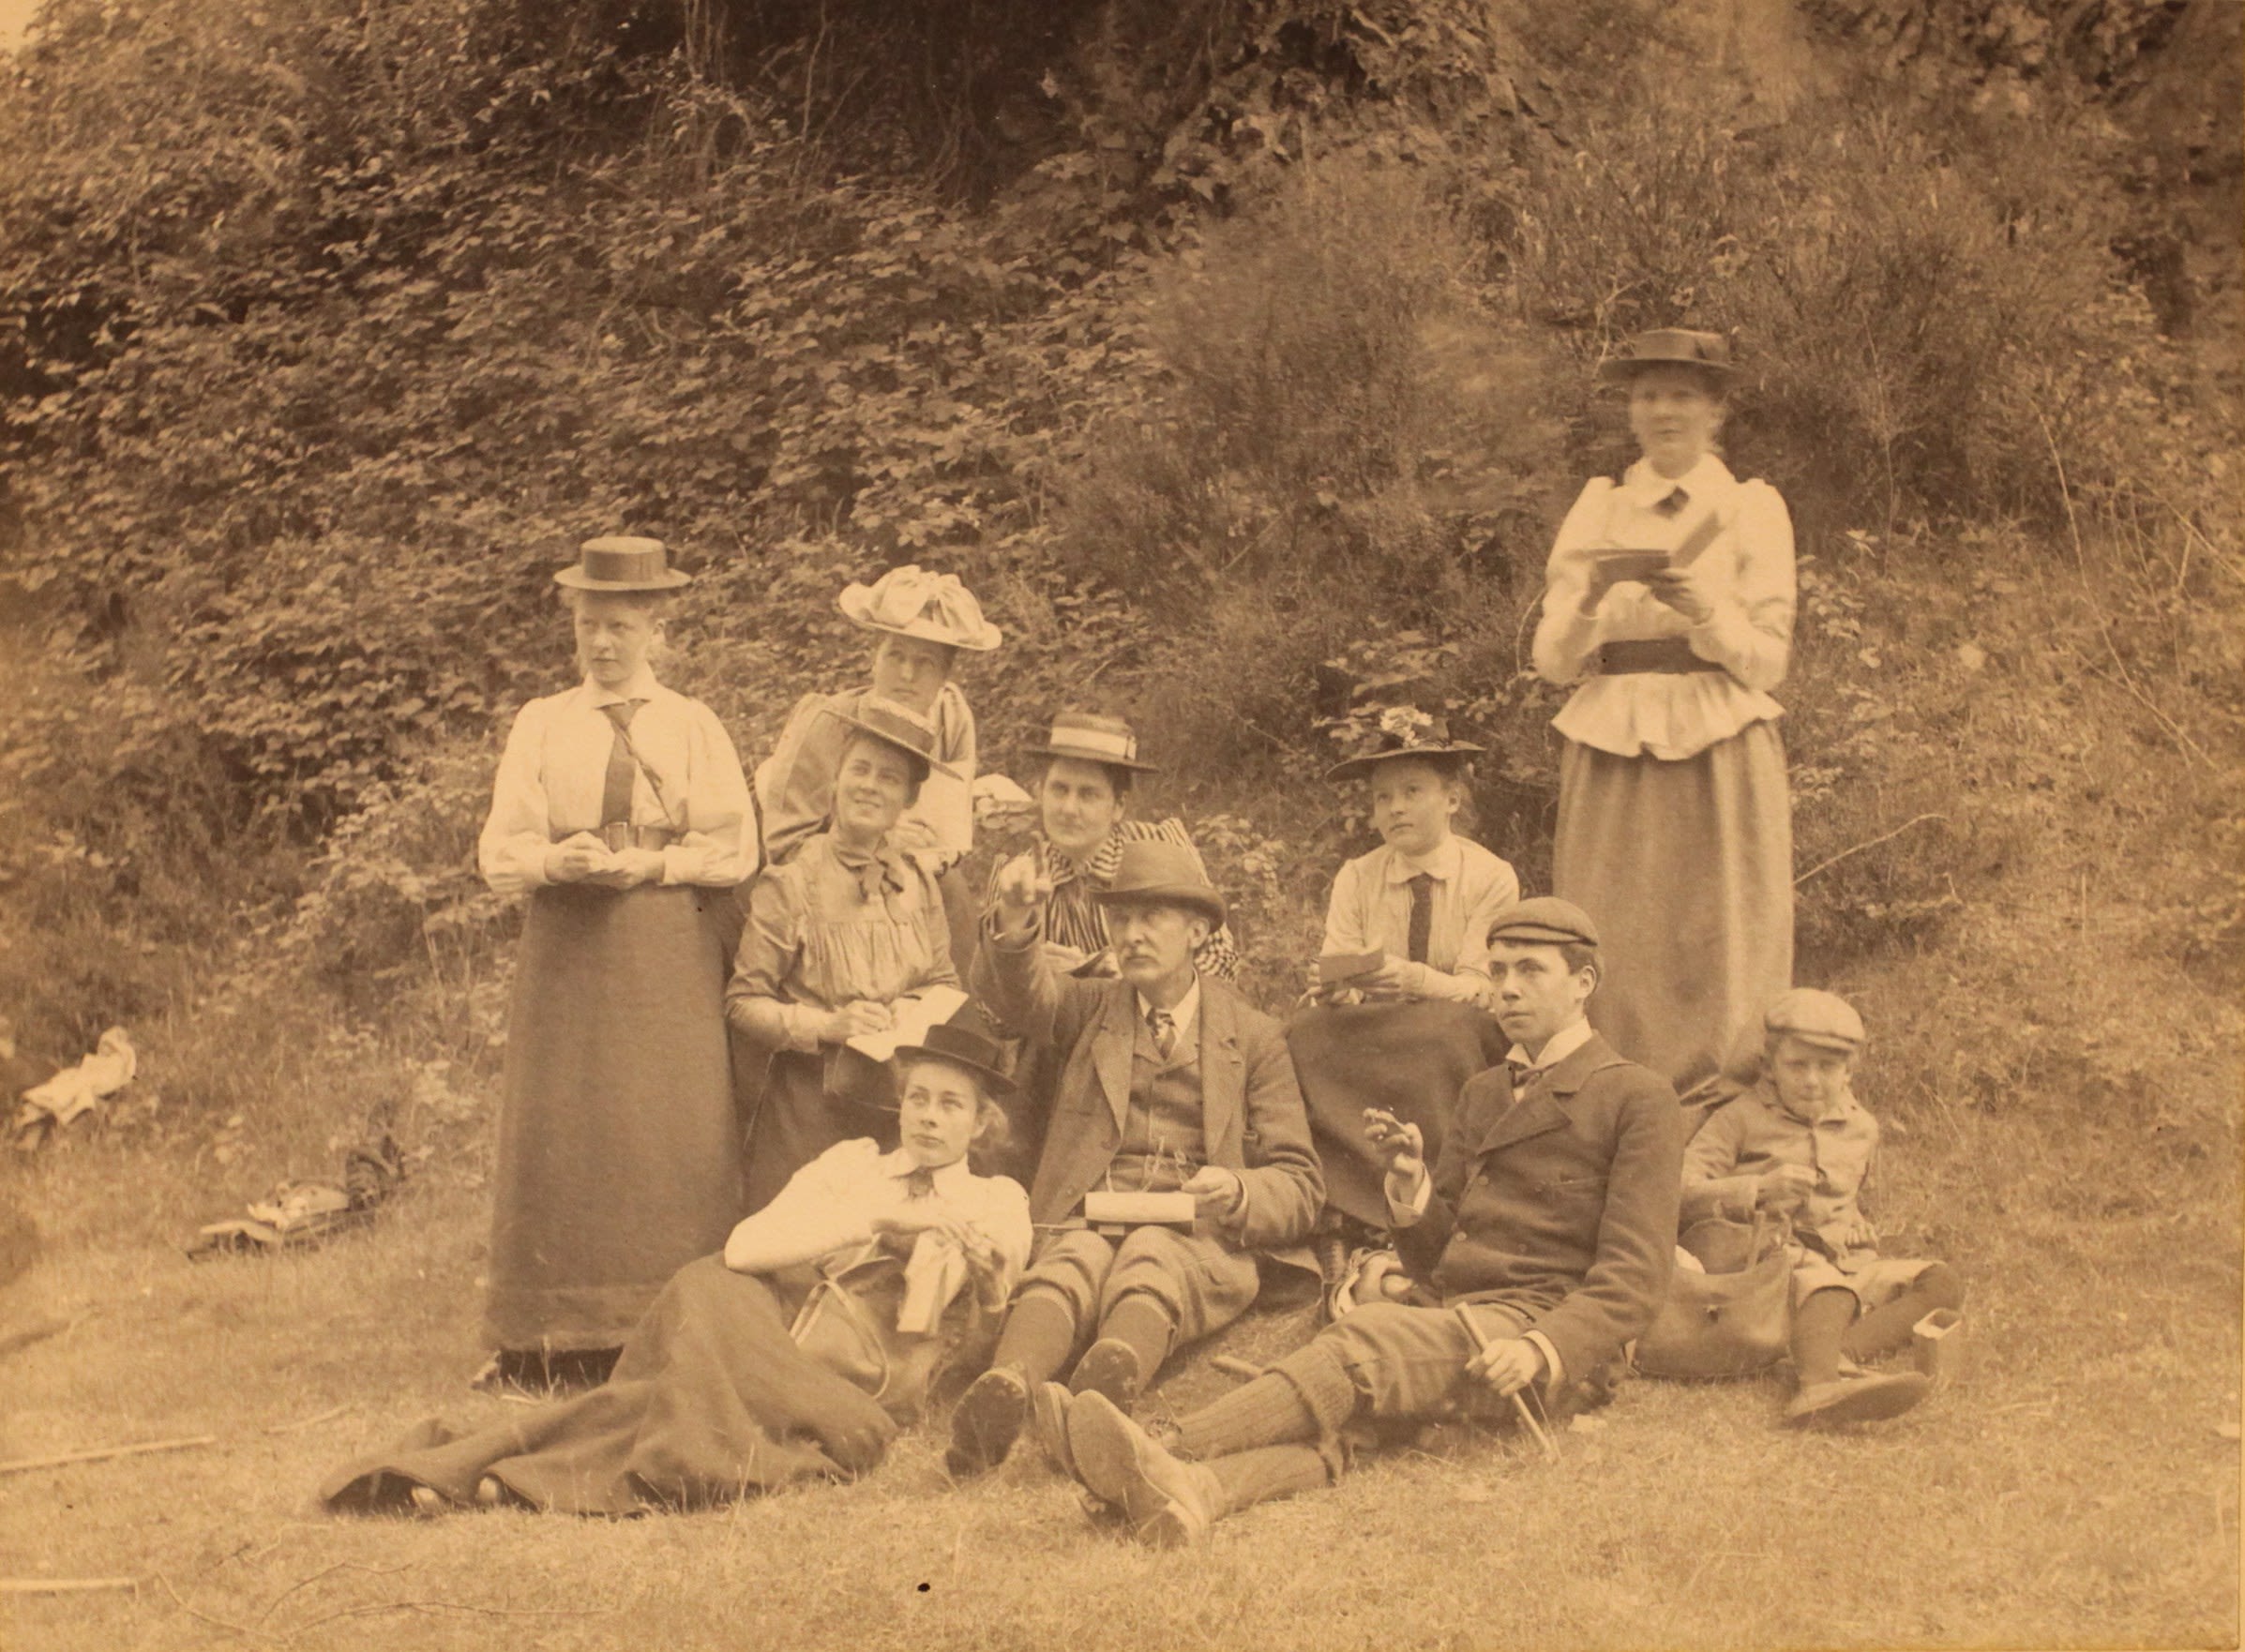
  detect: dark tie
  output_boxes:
[1147,1007,1178,1059]
[1506,1059,1534,1090]
[597,700,645,828]
[904,1167,936,1199]
[1654,486,1690,518]
[1406,871,1436,966]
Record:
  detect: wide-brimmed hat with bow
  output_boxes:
[1324,706,1485,783]
[1091,840,1226,927]
[1597,327,1736,386]
[1022,711,1160,774]
[838,564,1002,652]
[553,535,694,592]
[890,1021,1017,1097]
[818,696,962,780]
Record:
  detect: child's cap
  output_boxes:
[1487,896,1601,951]
[1763,988,1865,1053]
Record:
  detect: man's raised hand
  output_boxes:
[991,851,1053,932]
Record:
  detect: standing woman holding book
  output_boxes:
[475,537,759,1389]
[729,699,963,1212]
[1532,329,1798,1104]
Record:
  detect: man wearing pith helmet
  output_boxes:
[1036,896,1686,1545]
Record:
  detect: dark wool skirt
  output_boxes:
[1554,719,1793,1102]
[1287,1000,1510,1228]
[741,1049,900,1215]
[483,883,744,1352]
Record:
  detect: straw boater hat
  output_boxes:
[1597,327,1736,386]
[818,696,962,780]
[890,1021,1017,1097]
[553,535,694,591]
[1091,841,1227,928]
[1324,706,1485,783]
[838,564,1002,652]
[1022,711,1160,774]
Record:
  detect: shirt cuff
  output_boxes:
[1523,1329,1564,1393]
[1385,1168,1432,1228]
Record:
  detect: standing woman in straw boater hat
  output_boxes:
[475,536,758,1389]
[756,565,1000,960]
[729,698,964,1211]
[1532,328,1797,1104]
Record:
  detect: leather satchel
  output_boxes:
[787,1242,953,1421]
[1635,1210,1791,1380]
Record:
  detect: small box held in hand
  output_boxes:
[1315,952,1385,987]
[1082,1190,1198,1232]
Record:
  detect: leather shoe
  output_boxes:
[1069,1338,1144,1408]
[1784,1371,1931,1428]
[946,1367,1030,1477]
[1065,1391,1219,1547]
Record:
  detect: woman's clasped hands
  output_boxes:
[544,831,666,889]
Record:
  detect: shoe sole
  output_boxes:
[1070,1341,1143,1409]
[1787,1374,1932,1427]
[945,1373,1029,1477]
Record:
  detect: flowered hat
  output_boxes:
[1323,706,1485,783]
[838,564,1002,652]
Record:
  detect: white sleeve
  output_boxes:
[1684,481,1796,692]
[1532,480,1617,686]
[476,700,555,898]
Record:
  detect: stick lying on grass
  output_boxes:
[0,1433,216,1476]
[0,1578,140,1594]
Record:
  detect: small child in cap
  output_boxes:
[1680,987,1964,1426]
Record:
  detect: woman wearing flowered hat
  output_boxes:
[1286,706,1516,1276]
[475,536,758,1389]
[729,698,966,1211]
[1532,327,1797,1102]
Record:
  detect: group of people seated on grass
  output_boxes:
[324,328,1966,1540]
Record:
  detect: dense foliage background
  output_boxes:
[0,0,2237,1181]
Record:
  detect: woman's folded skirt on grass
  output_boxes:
[323,1256,896,1515]
[484,881,744,1353]
[1554,719,1792,1103]
[1287,1000,1509,1228]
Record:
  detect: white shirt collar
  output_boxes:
[1383,834,1463,884]
[1621,451,1736,508]
[1136,974,1201,1048]
[583,667,663,707]
[876,1148,977,1195]
[1505,1015,1595,1074]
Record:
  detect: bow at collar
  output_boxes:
[831,838,909,903]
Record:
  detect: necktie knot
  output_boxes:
[1654,485,1690,518]
[1147,1006,1178,1059]
[600,698,645,730]
[904,1166,936,1199]
[1506,1059,1535,1089]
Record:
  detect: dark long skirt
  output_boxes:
[485,883,743,1352]
[1286,1000,1509,1228]
[741,1049,900,1215]
[323,1257,896,1516]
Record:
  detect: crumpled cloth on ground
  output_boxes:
[188,1132,405,1259]
[13,1027,136,1143]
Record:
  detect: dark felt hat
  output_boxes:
[1324,707,1485,783]
[817,697,962,781]
[553,535,693,592]
[1091,840,1227,927]
[891,1021,1017,1096]
[1487,896,1602,950]
[1023,711,1161,774]
[1598,327,1736,385]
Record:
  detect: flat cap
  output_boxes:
[1486,896,1600,950]
[1763,987,1866,1052]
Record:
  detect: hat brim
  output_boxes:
[821,709,963,781]
[838,590,1002,652]
[1767,1029,1862,1054]
[889,1044,1017,1097]
[1490,924,1598,949]
[553,568,693,592]
[1598,355,1735,385]
[1324,743,1484,783]
[1091,886,1227,928]
[1024,743,1162,773]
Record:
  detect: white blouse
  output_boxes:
[1532,454,1797,760]
[477,667,760,896]
[1319,834,1521,1002]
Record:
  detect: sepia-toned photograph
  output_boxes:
[0,0,2237,1646]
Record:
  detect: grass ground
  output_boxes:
[2,916,2237,1652]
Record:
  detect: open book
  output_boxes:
[844,984,971,1064]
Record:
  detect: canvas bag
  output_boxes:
[787,1242,956,1420]
[1635,1210,1790,1379]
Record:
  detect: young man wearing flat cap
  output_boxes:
[945,840,1322,1479]
[1038,896,1685,1544]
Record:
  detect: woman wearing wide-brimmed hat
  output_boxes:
[475,536,759,1388]
[1532,328,1797,1102]
[964,710,1239,1179]
[729,697,966,1210]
